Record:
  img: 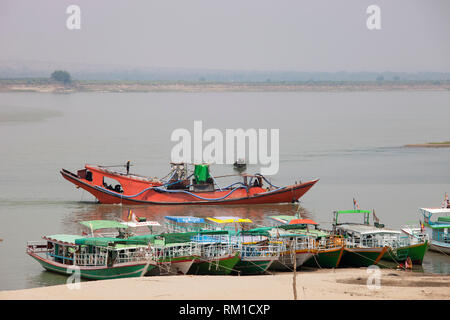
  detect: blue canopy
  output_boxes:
[164,216,205,224]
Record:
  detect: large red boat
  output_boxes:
[60,163,318,205]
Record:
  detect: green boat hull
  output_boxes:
[304,247,344,268]
[340,247,386,267]
[233,259,273,275]
[31,254,155,280]
[382,241,429,264]
[189,252,240,275]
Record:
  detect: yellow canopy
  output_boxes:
[206,216,253,224]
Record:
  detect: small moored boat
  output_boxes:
[267,215,344,268]
[27,234,157,280]
[420,207,450,254]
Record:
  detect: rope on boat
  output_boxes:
[254,173,280,189]
[386,248,402,268]
[345,248,398,270]
[245,259,275,275]
[208,172,223,192]
[95,169,289,202]
[311,252,323,269]
[97,181,257,202]
[140,247,157,277]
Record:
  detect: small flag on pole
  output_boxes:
[373,209,379,223]
[127,209,138,222]
[443,193,449,208]
[353,198,360,210]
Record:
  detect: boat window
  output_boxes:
[102,176,123,193]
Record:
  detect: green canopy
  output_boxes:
[79,220,128,231]
[238,229,271,237]
[437,216,450,223]
[128,234,158,243]
[74,237,147,247]
[44,234,83,244]
[334,209,372,225]
[335,210,371,214]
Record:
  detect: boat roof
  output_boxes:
[74,237,148,248]
[268,215,296,224]
[128,234,157,242]
[79,220,129,230]
[289,218,318,225]
[268,229,309,238]
[207,217,252,224]
[427,223,450,229]
[43,234,83,245]
[420,208,450,215]
[121,221,161,227]
[154,230,228,244]
[336,224,402,235]
[269,215,318,225]
[165,216,206,224]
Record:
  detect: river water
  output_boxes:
[0,91,449,290]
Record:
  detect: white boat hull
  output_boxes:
[429,241,450,254]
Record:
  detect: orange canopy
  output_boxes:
[289,219,318,225]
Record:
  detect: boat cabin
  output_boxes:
[334,224,405,248]
[421,208,450,245]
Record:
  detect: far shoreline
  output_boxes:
[1,79,450,93]
[405,142,450,148]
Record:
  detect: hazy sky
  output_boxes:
[1,0,449,72]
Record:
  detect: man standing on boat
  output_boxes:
[126,160,130,175]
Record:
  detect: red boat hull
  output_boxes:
[61,166,318,205]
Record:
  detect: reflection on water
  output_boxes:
[0,105,62,123]
[26,268,89,290]
[422,251,450,275]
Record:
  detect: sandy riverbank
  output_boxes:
[1,269,449,300]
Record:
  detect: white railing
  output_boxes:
[115,248,152,264]
[344,235,414,249]
[26,241,49,254]
[200,243,236,259]
[239,243,282,259]
[152,243,200,261]
[75,253,107,266]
